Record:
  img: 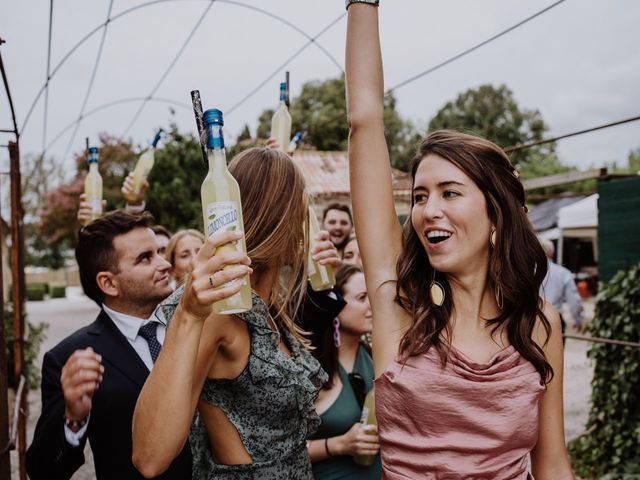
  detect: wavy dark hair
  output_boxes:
[306,264,367,390]
[395,130,553,384]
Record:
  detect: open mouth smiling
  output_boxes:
[426,230,452,244]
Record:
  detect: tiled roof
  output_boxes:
[293,150,412,197]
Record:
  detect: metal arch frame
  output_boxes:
[22,0,344,135]
[45,96,192,152]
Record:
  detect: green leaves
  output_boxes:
[568,263,640,478]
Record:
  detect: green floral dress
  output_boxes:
[161,287,327,480]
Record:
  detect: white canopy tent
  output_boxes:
[557,193,599,261]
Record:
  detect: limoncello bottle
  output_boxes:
[308,205,335,291]
[124,129,162,203]
[354,388,377,466]
[287,131,303,153]
[270,82,292,152]
[84,146,103,224]
[201,108,251,314]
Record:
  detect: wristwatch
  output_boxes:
[64,414,88,431]
[345,0,380,10]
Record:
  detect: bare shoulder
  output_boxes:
[533,300,562,352]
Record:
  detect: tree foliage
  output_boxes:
[144,125,207,233]
[428,84,567,178]
[568,263,640,478]
[256,76,418,170]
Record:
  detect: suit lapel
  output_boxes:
[87,310,150,389]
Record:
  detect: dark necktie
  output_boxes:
[138,322,161,364]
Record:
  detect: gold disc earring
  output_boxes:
[430,271,445,307]
[490,228,497,248]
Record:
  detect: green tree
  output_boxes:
[144,125,207,232]
[256,76,417,170]
[428,84,563,174]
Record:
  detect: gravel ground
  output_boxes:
[9,289,595,479]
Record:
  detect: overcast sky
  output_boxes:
[1,0,639,180]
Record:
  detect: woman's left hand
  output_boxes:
[312,230,341,268]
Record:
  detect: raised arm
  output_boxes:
[346,2,409,374]
[346,3,403,288]
[132,230,252,477]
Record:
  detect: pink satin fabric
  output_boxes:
[375,345,544,480]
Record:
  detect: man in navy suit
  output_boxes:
[26,211,192,479]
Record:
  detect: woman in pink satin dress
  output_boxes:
[344,2,574,479]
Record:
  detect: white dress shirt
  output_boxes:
[64,304,167,446]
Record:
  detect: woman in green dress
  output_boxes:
[306,263,382,480]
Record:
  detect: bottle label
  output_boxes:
[206,201,239,237]
[206,201,245,287]
[360,406,369,424]
[90,197,102,215]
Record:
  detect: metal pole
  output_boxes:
[9,140,26,480]
[0,190,9,480]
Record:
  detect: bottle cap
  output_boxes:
[203,109,224,127]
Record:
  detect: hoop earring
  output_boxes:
[430,270,445,307]
[490,228,497,248]
[495,282,504,310]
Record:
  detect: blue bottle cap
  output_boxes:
[203,109,224,126]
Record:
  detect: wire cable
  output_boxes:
[61,0,114,158]
[120,1,216,138]
[21,0,343,136]
[42,0,54,151]
[46,96,191,152]
[504,115,640,153]
[226,12,346,116]
[387,0,568,93]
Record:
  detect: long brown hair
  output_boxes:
[395,130,553,383]
[229,147,309,344]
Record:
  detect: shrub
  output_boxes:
[26,284,45,301]
[568,263,640,478]
[49,283,66,299]
[4,305,49,390]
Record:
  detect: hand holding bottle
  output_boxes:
[330,423,380,457]
[180,230,253,320]
[121,172,148,206]
[266,137,296,157]
[311,230,341,269]
[77,193,107,226]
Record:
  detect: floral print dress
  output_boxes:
[160,288,327,480]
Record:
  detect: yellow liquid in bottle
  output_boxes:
[354,388,377,466]
[84,162,103,224]
[308,205,335,291]
[270,90,292,152]
[124,148,154,203]
[201,149,252,314]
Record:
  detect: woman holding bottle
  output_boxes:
[303,264,382,480]
[345,2,573,479]
[132,146,340,479]
[165,229,205,287]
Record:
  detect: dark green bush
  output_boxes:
[49,283,66,299]
[26,284,45,301]
[4,306,48,390]
[568,263,640,478]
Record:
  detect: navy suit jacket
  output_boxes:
[26,310,192,480]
